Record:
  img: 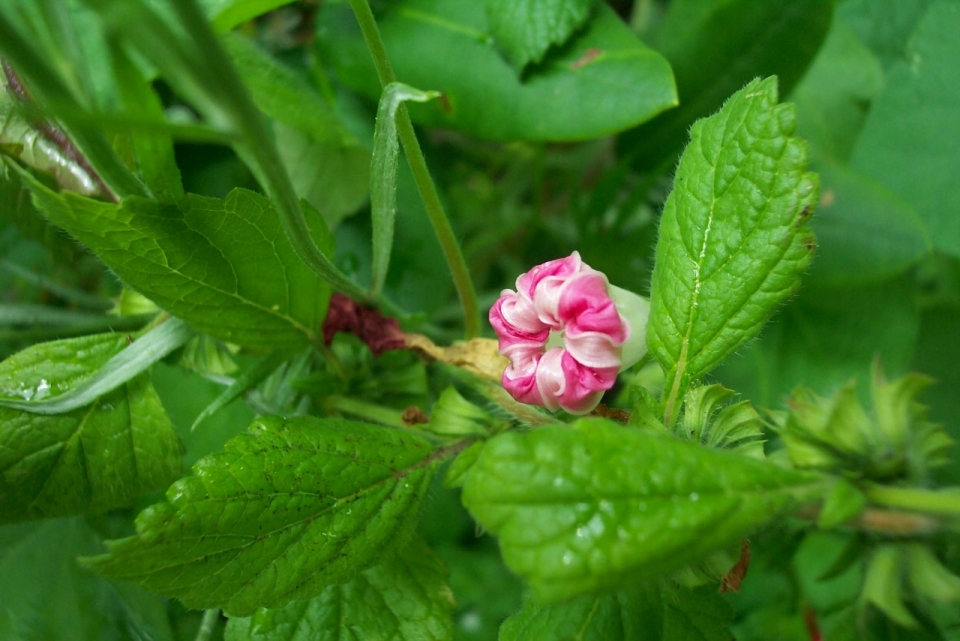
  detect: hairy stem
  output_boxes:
[193,609,220,641]
[346,0,480,339]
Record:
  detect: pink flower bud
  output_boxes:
[489,252,650,415]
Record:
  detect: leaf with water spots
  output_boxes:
[0,333,182,524]
[461,418,828,602]
[500,581,732,641]
[83,416,445,616]
[224,539,455,641]
[646,77,818,422]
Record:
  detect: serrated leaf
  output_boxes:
[0,518,175,641]
[619,0,833,170]
[487,0,595,72]
[84,416,445,616]
[647,77,817,421]
[318,1,676,142]
[461,418,828,602]
[17,169,332,351]
[224,540,455,641]
[0,333,182,524]
[500,581,732,641]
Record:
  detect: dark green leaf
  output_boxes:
[319,1,676,142]
[806,164,930,289]
[487,0,595,72]
[850,1,960,259]
[19,169,332,351]
[791,21,885,164]
[501,581,732,641]
[0,333,182,524]
[84,416,444,616]
[646,77,817,416]
[619,0,833,170]
[106,38,185,202]
[838,0,935,68]
[716,276,920,409]
[461,418,828,602]
[224,540,455,641]
[0,518,175,641]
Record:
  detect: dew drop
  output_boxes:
[562,553,573,565]
[689,492,699,502]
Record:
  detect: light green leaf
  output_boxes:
[318,1,676,142]
[487,0,595,72]
[0,332,183,524]
[0,318,193,414]
[201,0,297,32]
[18,169,332,351]
[647,77,817,421]
[818,480,867,529]
[371,82,440,296]
[838,0,935,69]
[461,418,828,602]
[806,164,930,289]
[619,0,833,170]
[850,1,960,259]
[84,416,445,616]
[0,518,175,641]
[501,582,732,641]
[224,540,455,641]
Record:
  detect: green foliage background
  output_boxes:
[1,0,959,639]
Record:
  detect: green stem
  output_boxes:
[346,0,480,339]
[0,260,112,310]
[325,395,408,429]
[864,484,960,518]
[193,609,219,641]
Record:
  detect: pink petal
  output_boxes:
[535,348,617,415]
[516,251,583,299]
[490,292,549,344]
[562,331,623,370]
[558,272,625,342]
[502,356,543,406]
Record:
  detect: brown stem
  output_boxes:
[795,504,941,535]
[1,59,115,201]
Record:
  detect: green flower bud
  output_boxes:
[427,387,491,437]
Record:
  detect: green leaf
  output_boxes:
[806,164,930,289]
[791,21,885,164]
[200,0,297,32]
[501,581,732,641]
[838,0,935,69]
[817,480,867,529]
[0,318,193,414]
[646,77,817,421]
[318,1,676,142]
[371,83,440,297]
[0,332,182,524]
[487,0,595,72]
[224,540,455,641]
[106,38,184,202]
[0,518,175,641]
[461,418,828,602]
[716,276,919,410]
[83,416,445,616]
[221,29,370,229]
[849,1,960,259]
[618,0,833,170]
[18,170,332,351]
[190,350,286,432]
